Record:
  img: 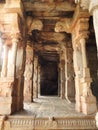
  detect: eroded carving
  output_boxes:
[55,18,72,33]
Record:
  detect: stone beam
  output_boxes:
[40,32,66,42]
[34,44,60,52]
[23,1,75,12]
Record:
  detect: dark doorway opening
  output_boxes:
[40,60,58,96]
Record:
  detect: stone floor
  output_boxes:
[14,96,91,117]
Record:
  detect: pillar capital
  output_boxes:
[11,32,21,43]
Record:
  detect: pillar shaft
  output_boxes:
[73,48,82,112]
[11,38,18,66]
[33,55,38,98]
[80,39,97,115]
[24,44,33,102]
[38,65,41,96]
[60,52,65,99]
[1,45,8,77]
[93,9,98,54]
[7,38,18,77]
[80,38,87,68]
[0,37,3,57]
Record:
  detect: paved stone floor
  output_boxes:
[14,96,90,117]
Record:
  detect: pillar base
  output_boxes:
[81,96,97,115]
[24,94,33,102]
[75,97,82,112]
[75,102,82,112]
[0,97,12,115]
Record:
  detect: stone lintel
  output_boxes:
[23,1,75,12]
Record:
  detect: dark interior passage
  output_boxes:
[40,60,58,96]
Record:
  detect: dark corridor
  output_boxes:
[40,60,58,96]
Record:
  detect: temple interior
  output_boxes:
[0,0,98,130]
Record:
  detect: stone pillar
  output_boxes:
[7,37,18,77]
[59,52,65,99]
[33,55,38,98]
[0,36,3,75]
[80,39,87,68]
[1,44,8,77]
[0,38,18,114]
[58,66,60,97]
[73,44,83,112]
[80,38,97,114]
[0,35,3,58]
[89,0,98,47]
[64,47,69,101]
[64,46,75,102]
[38,65,41,96]
[24,44,33,102]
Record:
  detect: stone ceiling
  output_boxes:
[23,0,75,61]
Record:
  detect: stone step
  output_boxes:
[1,115,97,130]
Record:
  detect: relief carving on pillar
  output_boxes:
[24,46,33,101]
[0,80,14,97]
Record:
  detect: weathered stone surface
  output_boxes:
[24,45,33,102]
[0,2,98,130]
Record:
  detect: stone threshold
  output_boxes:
[0,115,97,130]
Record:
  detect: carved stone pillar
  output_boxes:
[80,38,97,114]
[73,44,83,112]
[0,35,3,58]
[1,44,8,77]
[24,44,33,102]
[64,46,75,102]
[0,36,3,75]
[76,0,98,56]
[64,47,69,102]
[33,55,38,98]
[7,37,18,77]
[59,52,65,99]
[89,1,98,56]
[38,65,41,96]
[80,39,87,68]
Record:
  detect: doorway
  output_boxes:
[40,60,58,96]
